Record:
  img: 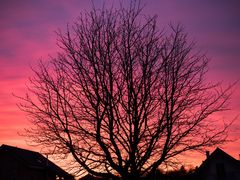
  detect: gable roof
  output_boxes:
[0,144,73,178]
[197,147,240,173]
[206,148,239,163]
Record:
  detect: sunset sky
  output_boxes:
[0,0,240,167]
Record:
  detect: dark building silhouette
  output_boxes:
[195,148,240,180]
[0,144,74,180]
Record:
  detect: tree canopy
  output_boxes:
[20,2,232,179]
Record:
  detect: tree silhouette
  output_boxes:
[19,1,232,179]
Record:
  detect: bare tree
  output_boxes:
[19,2,233,179]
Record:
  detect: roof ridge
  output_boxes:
[212,147,238,161]
[1,144,41,154]
[0,144,73,177]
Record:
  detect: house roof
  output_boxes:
[0,144,73,178]
[197,147,240,172]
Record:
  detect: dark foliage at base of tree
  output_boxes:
[81,167,196,180]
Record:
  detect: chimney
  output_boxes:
[206,151,210,159]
